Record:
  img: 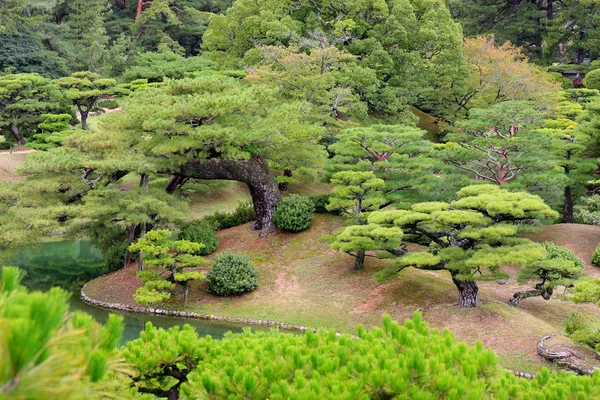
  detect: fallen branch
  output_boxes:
[537,335,596,375]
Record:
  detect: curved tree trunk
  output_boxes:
[509,285,552,306]
[178,155,281,237]
[10,121,25,146]
[451,273,478,307]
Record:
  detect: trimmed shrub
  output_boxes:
[593,244,600,267]
[206,252,259,296]
[273,195,315,232]
[178,223,219,255]
[201,202,255,230]
[584,69,600,90]
[97,99,119,109]
[543,242,584,269]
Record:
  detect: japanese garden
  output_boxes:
[5,0,600,398]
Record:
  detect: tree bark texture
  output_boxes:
[354,251,366,270]
[80,109,89,130]
[563,185,574,223]
[10,121,25,146]
[451,273,479,307]
[179,156,281,237]
[509,284,552,306]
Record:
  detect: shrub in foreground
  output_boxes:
[206,252,259,296]
[273,195,315,232]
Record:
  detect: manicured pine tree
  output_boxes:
[128,229,208,307]
[510,242,584,305]
[326,171,403,270]
[28,114,74,150]
[55,71,116,130]
[365,184,557,307]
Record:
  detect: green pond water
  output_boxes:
[9,240,250,343]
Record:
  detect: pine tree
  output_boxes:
[365,185,557,307]
[55,71,116,130]
[128,229,208,307]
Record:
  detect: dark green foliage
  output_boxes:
[122,53,215,82]
[97,99,119,109]
[206,252,259,296]
[103,242,129,273]
[593,244,600,267]
[178,223,219,255]
[0,34,69,78]
[273,195,315,232]
[564,313,600,353]
[309,194,333,214]
[200,202,256,230]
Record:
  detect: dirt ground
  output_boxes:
[86,218,600,373]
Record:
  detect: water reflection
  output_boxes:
[9,240,248,343]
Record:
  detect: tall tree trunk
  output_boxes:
[354,251,366,270]
[278,169,293,192]
[137,174,149,272]
[178,156,281,237]
[564,185,574,223]
[124,223,137,268]
[577,48,585,64]
[547,0,553,21]
[10,121,25,146]
[451,272,478,307]
[80,108,89,130]
[183,283,189,308]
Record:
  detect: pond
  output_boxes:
[8,240,250,343]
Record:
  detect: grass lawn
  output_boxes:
[85,215,600,373]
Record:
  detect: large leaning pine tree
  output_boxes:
[367,185,557,307]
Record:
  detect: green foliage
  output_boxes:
[0,266,125,399]
[564,313,600,353]
[129,229,207,306]
[366,185,557,305]
[122,52,215,82]
[584,69,600,90]
[0,34,69,78]
[309,194,334,214]
[569,276,600,306]
[28,114,74,150]
[118,312,600,399]
[206,252,259,296]
[97,99,118,109]
[204,0,465,116]
[200,202,256,230]
[178,223,219,255]
[273,195,315,232]
[594,245,600,267]
[575,195,600,225]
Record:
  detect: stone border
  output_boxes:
[80,282,312,332]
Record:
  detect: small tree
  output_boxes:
[56,71,116,130]
[326,171,400,270]
[128,229,208,307]
[28,114,74,150]
[366,185,557,307]
[510,242,584,306]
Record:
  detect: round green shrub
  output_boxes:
[593,244,600,267]
[178,223,219,255]
[206,252,259,296]
[543,242,585,269]
[273,195,315,232]
[309,194,332,214]
[584,69,600,90]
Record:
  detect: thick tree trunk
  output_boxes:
[179,156,281,237]
[166,175,186,194]
[80,109,89,130]
[10,121,25,146]
[564,185,574,223]
[354,251,366,270]
[577,48,585,64]
[451,273,479,307]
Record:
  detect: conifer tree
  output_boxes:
[28,114,73,150]
[0,73,68,145]
[366,185,557,307]
[128,229,208,307]
[55,71,116,130]
[326,171,403,270]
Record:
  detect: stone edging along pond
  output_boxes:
[80,282,313,332]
